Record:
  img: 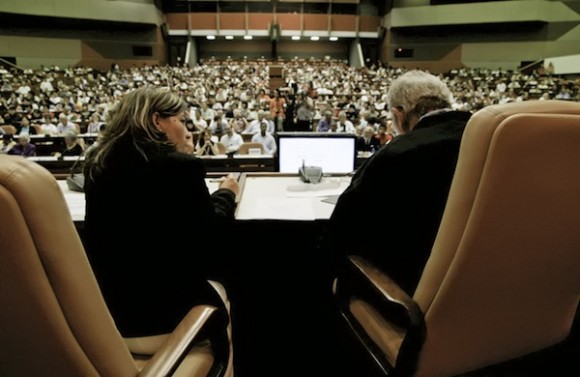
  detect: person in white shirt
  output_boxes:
[40,115,58,135]
[208,111,228,137]
[243,110,265,135]
[40,78,54,93]
[251,121,277,155]
[229,109,248,134]
[87,112,103,134]
[189,108,208,132]
[219,124,244,154]
[56,114,78,135]
[335,111,356,133]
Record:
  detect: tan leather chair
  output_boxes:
[0,155,234,377]
[334,100,580,376]
[1,124,17,135]
[237,142,264,155]
[215,142,227,155]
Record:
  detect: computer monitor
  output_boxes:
[276,132,357,174]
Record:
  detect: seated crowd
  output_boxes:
[1,59,579,158]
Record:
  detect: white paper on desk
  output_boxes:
[246,197,315,220]
[285,183,346,198]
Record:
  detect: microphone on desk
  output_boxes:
[299,159,323,184]
[66,152,85,193]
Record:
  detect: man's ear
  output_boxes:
[391,107,404,127]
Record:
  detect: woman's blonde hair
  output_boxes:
[85,86,187,178]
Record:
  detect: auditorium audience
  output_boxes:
[320,70,473,296]
[0,134,15,154]
[56,113,78,135]
[84,123,106,156]
[195,128,220,156]
[295,93,314,131]
[335,111,356,133]
[269,89,286,132]
[242,109,265,135]
[0,59,578,161]
[54,130,84,157]
[82,86,239,337]
[374,121,394,146]
[355,125,381,154]
[39,113,59,135]
[229,108,249,134]
[16,117,37,136]
[86,112,104,134]
[7,134,36,157]
[251,121,277,155]
[208,111,228,137]
[316,110,333,132]
[220,124,244,155]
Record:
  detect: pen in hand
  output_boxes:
[209,173,238,183]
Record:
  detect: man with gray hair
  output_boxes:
[320,69,473,296]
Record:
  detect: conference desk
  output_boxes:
[34,154,276,174]
[198,154,275,172]
[29,133,99,156]
[235,172,351,220]
[30,156,84,175]
[57,173,353,376]
[33,154,368,175]
[57,173,351,222]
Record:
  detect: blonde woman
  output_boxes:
[82,86,238,338]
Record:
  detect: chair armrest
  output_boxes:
[137,305,229,377]
[334,255,426,375]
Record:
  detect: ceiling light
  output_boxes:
[244,35,253,40]
[206,35,215,40]
[225,36,234,40]
[310,36,319,41]
[330,36,338,41]
[291,36,300,41]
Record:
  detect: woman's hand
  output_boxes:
[218,173,239,196]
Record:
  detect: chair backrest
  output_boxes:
[215,142,227,155]
[237,142,264,155]
[32,124,43,135]
[0,155,136,376]
[1,124,17,135]
[414,100,580,376]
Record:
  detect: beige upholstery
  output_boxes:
[237,142,264,155]
[215,142,227,155]
[336,100,580,376]
[0,155,233,377]
[1,124,17,134]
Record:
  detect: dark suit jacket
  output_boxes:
[320,111,472,295]
[356,135,381,153]
[84,139,236,336]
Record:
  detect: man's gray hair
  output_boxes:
[387,70,453,113]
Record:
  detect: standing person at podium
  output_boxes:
[82,86,239,337]
[320,70,473,296]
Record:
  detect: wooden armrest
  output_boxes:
[336,255,423,326]
[334,255,426,375]
[138,305,229,377]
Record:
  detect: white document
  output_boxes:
[239,197,315,220]
[285,179,348,198]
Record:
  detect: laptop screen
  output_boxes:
[276,132,357,174]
